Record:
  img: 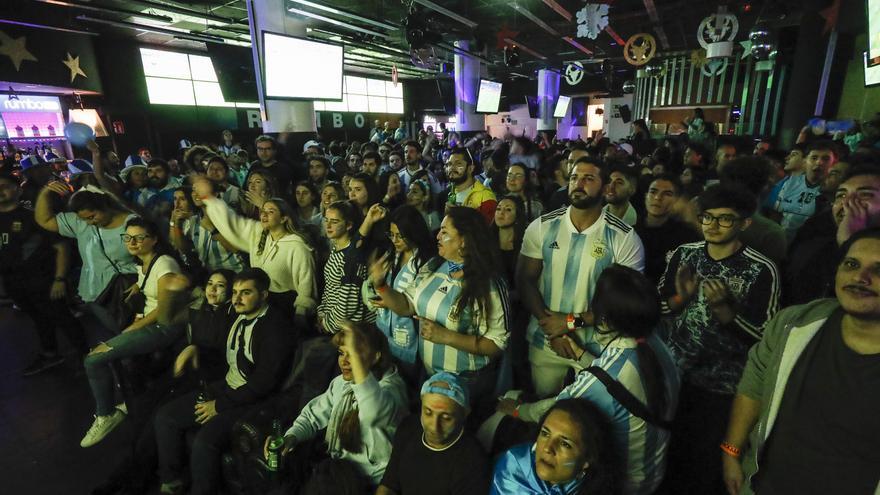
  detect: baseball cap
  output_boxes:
[303,140,322,153]
[179,139,193,150]
[618,143,634,156]
[420,372,469,410]
[120,155,147,180]
[19,155,46,170]
[68,159,94,176]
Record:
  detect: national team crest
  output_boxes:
[727,276,745,296]
[590,240,607,259]
[11,221,22,232]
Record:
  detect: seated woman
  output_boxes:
[80,217,187,448]
[266,321,408,490]
[497,265,680,495]
[192,176,316,327]
[362,205,436,388]
[369,207,509,416]
[491,399,617,495]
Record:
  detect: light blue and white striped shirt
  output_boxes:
[557,332,680,495]
[521,207,645,350]
[183,215,245,273]
[403,259,510,374]
[365,252,422,365]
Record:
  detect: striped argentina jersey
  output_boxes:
[183,215,245,272]
[403,259,510,375]
[557,333,680,495]
[366,253,421,365]
[521,207,645,350]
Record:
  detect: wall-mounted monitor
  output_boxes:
[865,51,880,87]
[869,0,880,66]
[476,79,503,114]
[525,96,539,118]
[553,95,571,118]
[262,32,343,100]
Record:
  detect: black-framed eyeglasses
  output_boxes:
[698,213,741,228]
[121,234,152,243]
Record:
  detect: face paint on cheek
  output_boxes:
[562,461,578,467]
[440,234,452,244]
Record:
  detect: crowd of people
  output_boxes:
[1,111,879,495]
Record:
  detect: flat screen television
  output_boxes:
[553,95,571,118]
[207,43,258,102]
[869,0,880,66]
[475,79,503,114]
[525,95,539,118]
[262,32,343,100]
[865,51,880,87]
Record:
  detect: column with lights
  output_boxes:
[453,40,485,135]
[537,69,560,135]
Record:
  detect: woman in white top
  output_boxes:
[81,217,186,448]
[193,176,317,326]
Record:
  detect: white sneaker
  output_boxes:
[80,410,126,447]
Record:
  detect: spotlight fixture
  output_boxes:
[404,9,441,50]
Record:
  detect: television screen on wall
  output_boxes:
[869,0,880,66]
[553,95,571,118]
[476,79,503,114]
[262,32,343,100]
[865,51,880,87]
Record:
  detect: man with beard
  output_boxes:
[784,166,880,305]
[249,135,292,195]
[723,228,880,495]
[602,165,639,225]
[142,158,182,218]
[658,184,780,495]
[517,157,645,398]
[361,151,382,181]
[441,147,497,223]
[308,155,333,191]
[154,268,294,495]
[398,140,440,194]
[766,140,838,242]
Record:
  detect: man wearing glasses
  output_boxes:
[658,183,781,494]
[249,135,292,195]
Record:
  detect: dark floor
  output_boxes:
[0,306,156,495]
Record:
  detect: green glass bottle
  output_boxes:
[266,419,284,472]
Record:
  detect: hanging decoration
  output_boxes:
[0,30,38,71]
[576,3,610,40]
[645,63,666,78]
[623,33,656,66]
[697,8,739,50]
[622,80,635,93]
[702,58,728,77]
[690,49,709,68]
[563,61,584,86]
[62,52,87,83]
[748,25,773,60]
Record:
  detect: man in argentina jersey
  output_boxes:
[518,157,645,398]
[657,184,780,494]
[766,140,837,242]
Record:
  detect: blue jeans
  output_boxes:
[84,323,184,416]
[80,302,123,346]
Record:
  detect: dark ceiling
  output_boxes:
[0,0,810,82]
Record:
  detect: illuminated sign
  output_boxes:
[1,95,62,113]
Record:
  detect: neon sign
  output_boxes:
[1,95,62,113]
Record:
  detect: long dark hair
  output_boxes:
[443,207,503,324]
[124,216,175,265]
[389,205,436,273]
[205,268,236,302]
[491,194,527,254]
[330,322,393,453]
[537,399,619,495]
[590,264,667,421]
[349,172,381,210]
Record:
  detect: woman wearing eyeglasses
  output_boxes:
[80,217,186,448]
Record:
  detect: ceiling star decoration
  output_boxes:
[576,3,609,40]
[623,33,657,66]
[495,24,520,50]
[819,0,841,35]
[62,52,87,83]
[0,30,38,71]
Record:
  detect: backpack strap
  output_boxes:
[585,366,674,430]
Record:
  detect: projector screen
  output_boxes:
[869,0,880,67]
[553,95,571,118]
[262,32,343,100]
[475,79,502,114]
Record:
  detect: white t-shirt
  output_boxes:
[138,254,181,315]
[520,207,645,350]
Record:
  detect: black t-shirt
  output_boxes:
[756,310,880,494]
[634,216,700,285]
[380,415,490,495]
[0,204,57,278]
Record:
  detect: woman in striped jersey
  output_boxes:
[369,206,510,420]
